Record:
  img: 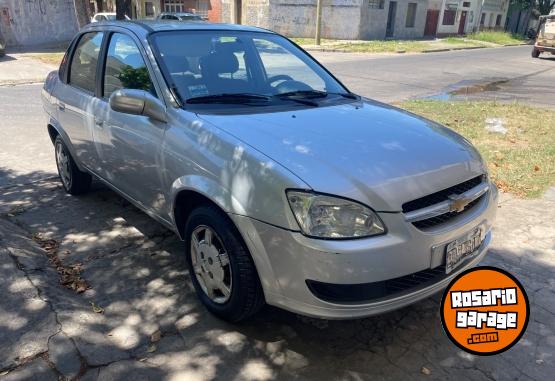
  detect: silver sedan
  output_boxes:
[42,21,497,321]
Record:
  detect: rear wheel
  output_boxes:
[532,48,540,58]
[184,205,264,322]
[54,136,92,195]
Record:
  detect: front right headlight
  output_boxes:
[286,191,386,239]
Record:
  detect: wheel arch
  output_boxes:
[170,175,281,295]
[170,175,247,240]
[46,120,87,172]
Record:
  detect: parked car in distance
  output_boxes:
[91,13,130,22]
[42,21,498,322]
[532,14,555,58]
[157,12,203,21]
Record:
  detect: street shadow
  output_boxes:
[0,167,56,191]
[1,179,553,380]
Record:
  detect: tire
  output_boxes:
[54,136,92,195]
[531,48,540,58]
[184,204,264,322]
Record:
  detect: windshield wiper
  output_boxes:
[276,90,328,99]
[186,93,271,104]
[275,90,359,105]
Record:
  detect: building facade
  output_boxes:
[479,0,509,30]
[219,0,429,40]
[424,0,509,37]
[0,0,79,47]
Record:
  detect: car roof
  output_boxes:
[83,20,274,36]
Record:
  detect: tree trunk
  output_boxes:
[116,0,132,20]
[73,0,91,28]
[537,0,555,15]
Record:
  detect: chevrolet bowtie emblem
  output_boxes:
[448,194,472,213]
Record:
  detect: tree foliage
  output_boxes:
[511,0,555,16]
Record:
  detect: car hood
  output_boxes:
[199,100,486,211]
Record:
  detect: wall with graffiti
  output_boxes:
[0,0,78,47]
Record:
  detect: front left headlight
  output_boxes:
[286,191,386,239]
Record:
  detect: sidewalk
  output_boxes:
[0,54,58,86]
[0,178,553,380]
[299,38,528,54]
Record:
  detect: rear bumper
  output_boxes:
[231,182,498,319]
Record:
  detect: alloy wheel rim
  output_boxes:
[190,225,232,304]
[55,142,71,189]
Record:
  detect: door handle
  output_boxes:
[94,118,104,127]
[58,102,65,111]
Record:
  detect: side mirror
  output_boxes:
[109,89,167,123]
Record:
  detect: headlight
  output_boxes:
[286,191,385,239]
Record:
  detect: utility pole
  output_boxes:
[315,0,323,45]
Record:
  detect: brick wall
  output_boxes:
[208,0,222,21]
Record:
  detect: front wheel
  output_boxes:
[532,48,540,58]
[54,136,92,195]
[184,205,264,322]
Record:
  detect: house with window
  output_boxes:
[219,0,428,40]
[423,0,508,37]
[478,0,509,30]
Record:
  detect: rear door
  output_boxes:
[56,31,105,170]
[92,31,168,213]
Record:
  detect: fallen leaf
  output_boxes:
[421,366,432,375]
[147,344,157,353]
[90,302,104,314]
[151,330,162,343]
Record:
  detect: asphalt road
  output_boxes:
[1,45,553,188]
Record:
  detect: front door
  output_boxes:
[424,9,440,37]
[458,11,468,35]
[94,32,167,213]
[0,7,15,46]
[386,1,397,38]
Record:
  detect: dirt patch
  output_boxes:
[32,233,89,293]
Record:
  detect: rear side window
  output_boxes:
[69,32,104,93]
[103,33,155,98]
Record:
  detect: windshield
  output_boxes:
[151,30,350,110]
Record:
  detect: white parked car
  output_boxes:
[91,13,130,23]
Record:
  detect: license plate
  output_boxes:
[445,228,482,274]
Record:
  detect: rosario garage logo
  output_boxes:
[440,267,529,355]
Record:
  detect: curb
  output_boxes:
[0,79,45,87]
[303,43,525,55]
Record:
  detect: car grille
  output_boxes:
[402,176,483,213]
[306,265,447,304]
[402,175,486,229]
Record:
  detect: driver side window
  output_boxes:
[253,39,325,91]
[103,33,156,99]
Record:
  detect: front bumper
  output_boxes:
[535,44,555,53]
[230,182,498,319]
